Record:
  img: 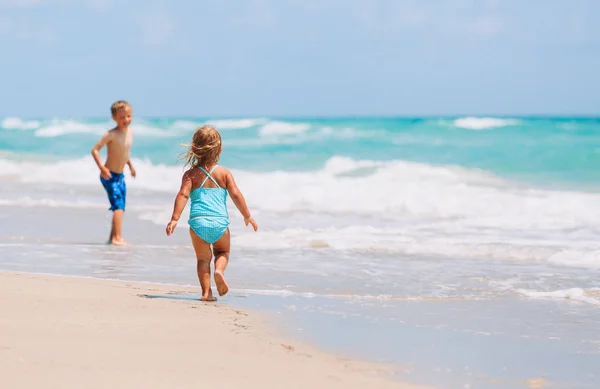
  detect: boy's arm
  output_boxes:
[126,160,136,178]
[166,171,192,235]
[225,169,258,231]
[91,132,112,179]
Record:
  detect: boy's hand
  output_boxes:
[166,220,178,236]
[100,167,112,180]
[244,217,258,232]
[130,166,137,178]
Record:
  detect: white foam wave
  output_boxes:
[226,126,381,147]
[0,156,185,188]
[33,120,176,138]
[169,120,200,131]
[3,117,375,144]
[547,250,600,269]
[453,117,520,130]
[34,120,106,137]
[4,155,600,266]
[0,118,187,138]
[259,121,310,136]
[2,155,600,227]
[1,117,41,130]
[231,288,402,301]
[207,118,267,129]
[222,226,600,265]
[131,123,178,137]
[26,118,268,138]
[516,288,600,306]
[0,197,105,209]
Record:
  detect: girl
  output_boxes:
[166,125,258,301]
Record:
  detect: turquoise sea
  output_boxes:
[4,116,600,185]
[1,115,600,388]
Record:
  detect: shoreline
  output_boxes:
[0,270,435,389]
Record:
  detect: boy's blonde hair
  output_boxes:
[111,100,131,116]
[180,125,222,168]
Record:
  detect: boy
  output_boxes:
[91,100,136,245]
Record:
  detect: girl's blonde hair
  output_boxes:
[179,125,222,168]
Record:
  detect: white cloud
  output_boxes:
[0,0,115,10]
[0,2,54,43]
[85,0,113,12]
[0,0,45,8]
[218,0,599,48]
[472,17,506,37]
[0,16,11,32]
[0,14,56,44]
[229,0,278,28]
[339,1,514,42]
[139,7,174,48]
[15,24,57,43]
[557,1,595,46]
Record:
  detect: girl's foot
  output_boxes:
[214,270,229,296]
[110,238,130,246]
[202,289,217,302]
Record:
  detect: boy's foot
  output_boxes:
[214,270,229,296]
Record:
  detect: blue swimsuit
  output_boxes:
[188,165,230,244]
[100,171,126,211]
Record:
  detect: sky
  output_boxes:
[0,0,599,117]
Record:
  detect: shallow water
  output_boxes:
[1,205,599,389]
[3,115,600,388]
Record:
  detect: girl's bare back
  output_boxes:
[187,165,228,190]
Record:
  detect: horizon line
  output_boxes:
[2,113,600,120]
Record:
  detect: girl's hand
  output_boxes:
[166,220,178,236]
[244,217,258,232]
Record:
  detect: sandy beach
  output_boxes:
[0,271,432,389]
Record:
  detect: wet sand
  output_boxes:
[0,271,434,389]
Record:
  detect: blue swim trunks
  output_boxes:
[100,171,126,211]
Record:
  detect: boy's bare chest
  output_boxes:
[111,132,133,152]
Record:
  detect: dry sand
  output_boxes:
[0,271,436,389]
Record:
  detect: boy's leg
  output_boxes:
[212,229,230,296]
[111,210,124,244]
[101,173,128,245]
[189,228,216,301]
[107,221,114,244]
[110,174,127,245]
[100,176,115,244]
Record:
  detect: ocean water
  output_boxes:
[2,115,600,388]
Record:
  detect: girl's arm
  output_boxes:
[166,171,192,235]
[225,169,258,231]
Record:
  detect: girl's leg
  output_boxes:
[189,228,216,301]
[212,229,230,296]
